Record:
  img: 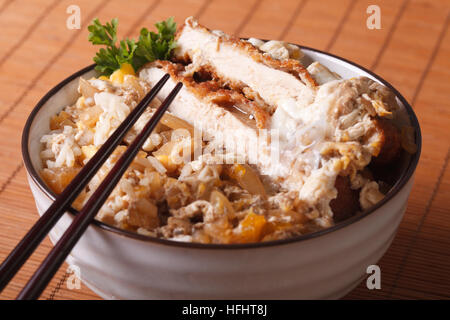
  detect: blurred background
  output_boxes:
[0,0,448,299]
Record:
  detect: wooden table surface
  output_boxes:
[0,0,449,300]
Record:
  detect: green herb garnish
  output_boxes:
[133,18,177,71]
[88,17,177,76]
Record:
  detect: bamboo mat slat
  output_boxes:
[283,0,355,48]
[238,0,301,39]
[196,0,261,34]
[0,0,449,300]
[331,0,407,69]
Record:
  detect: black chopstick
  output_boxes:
[0,73,170,293]
[16,82,183,300]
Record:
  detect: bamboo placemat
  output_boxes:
[0,0,448,300]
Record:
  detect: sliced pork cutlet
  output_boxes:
[139,61,274,172]
[140,24,404,224]
[173,17,317,113]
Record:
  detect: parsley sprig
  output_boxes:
[88,17,177,76]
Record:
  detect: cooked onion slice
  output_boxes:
[78,77,100,99]
[160,113,195,136]
[210,190,234,216]
[226,164,267,198]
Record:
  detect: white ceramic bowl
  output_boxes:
[22,47,421,299]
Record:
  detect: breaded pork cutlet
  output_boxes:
[139,17,404,226]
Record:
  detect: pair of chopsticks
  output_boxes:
[0,73,182,299]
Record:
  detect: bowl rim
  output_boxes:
[21,45,422,250]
